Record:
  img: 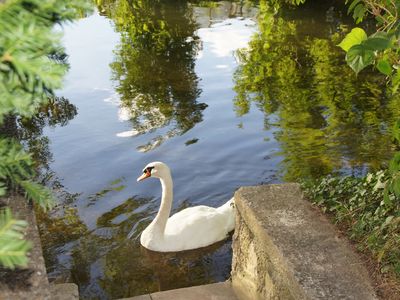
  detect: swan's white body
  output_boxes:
[138,162,235,252]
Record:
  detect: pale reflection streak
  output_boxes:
[197,18,256,59]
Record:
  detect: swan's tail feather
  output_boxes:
[217,197,235,232]
[217,197,234,210]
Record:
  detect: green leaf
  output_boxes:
[376,59,392,75]
[392,177,400,196]
[392,119,400,143]
[383,187,391,206]
[0,183,5,196]
[347,0,361,14]
[0,208,31,269]
[346,44,374,74]
[388,152,400,173]
[362,37,391,51]
[353,4,366,23]
[338,27,367,52]
[19,180,55,211]
[370,31,390,39]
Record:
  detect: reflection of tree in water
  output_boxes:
[14,95,85,282]
[1,96,78,227]
[99,0,205,152]
[98,237,232,298]
[1,96,77,171]
[234,0,400,181]
[36,200,87,281]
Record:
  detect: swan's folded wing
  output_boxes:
[164,206,230,249]
[165,206,217,233]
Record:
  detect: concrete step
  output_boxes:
[122,282,238,300]
[232,184,378,300]
[50,283,79,300]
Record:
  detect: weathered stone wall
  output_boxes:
[0,196,79,300]
[231,184,378,300]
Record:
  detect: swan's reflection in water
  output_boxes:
[96,229,233,298]
[140,236,233,291]
[63,194,235,298]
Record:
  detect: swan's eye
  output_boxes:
[144,166,154,174]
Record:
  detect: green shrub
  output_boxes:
[302,170,400,276]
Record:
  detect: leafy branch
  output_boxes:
[0,138,54,211]
[0,208,31,269]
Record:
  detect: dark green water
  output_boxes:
[34,1,400,299]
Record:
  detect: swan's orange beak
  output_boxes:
[137,170,151,182]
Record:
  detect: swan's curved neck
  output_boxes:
[151,172,173,235]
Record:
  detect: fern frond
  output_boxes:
[0,208,31,269]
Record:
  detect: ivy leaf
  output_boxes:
[376,59,392,76]
[338,27,367,52]
[346,44,374,74]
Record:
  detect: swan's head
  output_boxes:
[137,161,171,182]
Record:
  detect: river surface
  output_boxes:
[35,1,400,299]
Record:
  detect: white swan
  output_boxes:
[137,162,235,252]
